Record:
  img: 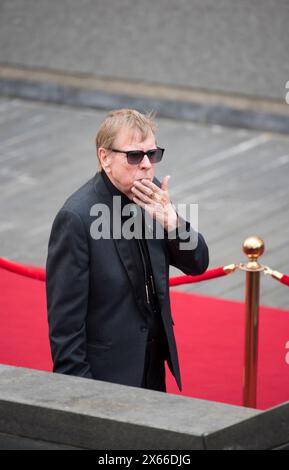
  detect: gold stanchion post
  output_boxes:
[240,236,265,408]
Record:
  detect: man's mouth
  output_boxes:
[135,177,152,181]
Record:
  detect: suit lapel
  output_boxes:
[144,213,167,310]
[93,172,167,313]
[94,173,145,313]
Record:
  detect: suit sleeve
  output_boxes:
[165,216,209,275]
[46,208,93,379]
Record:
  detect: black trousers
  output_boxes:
[141,338,167,392]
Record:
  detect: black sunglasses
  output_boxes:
[109,147,165,165]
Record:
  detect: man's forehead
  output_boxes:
[114,127,155,147]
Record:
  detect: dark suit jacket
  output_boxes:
[46,171,209,390]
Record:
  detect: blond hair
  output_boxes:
[95,109,156,171]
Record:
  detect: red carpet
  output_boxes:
[1,267,289,410]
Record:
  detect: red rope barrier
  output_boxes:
[0,257,237,286]
[280,275,289,286]
[264,267,289,287]
[169,266,231,286]
[0,257,46,281]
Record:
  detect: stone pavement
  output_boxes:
[1,97,289,308]
[0,0,289,101]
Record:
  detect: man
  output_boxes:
[46,109,209,392]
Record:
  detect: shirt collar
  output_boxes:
[100,169,138,219]
[100,169,130,201]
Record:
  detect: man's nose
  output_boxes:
[139,154,152,168]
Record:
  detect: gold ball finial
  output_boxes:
[243,236,265,260]
[242,236,265,271]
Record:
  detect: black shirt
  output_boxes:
[101,170,166,341]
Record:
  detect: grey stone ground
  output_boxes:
[0,0,289,101]
[1,97,289,308]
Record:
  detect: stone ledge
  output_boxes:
[0,64,288,135]
[0,364,260,450]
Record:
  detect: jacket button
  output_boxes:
[141,326,148,332]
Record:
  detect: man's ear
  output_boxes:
[98,147,111,173]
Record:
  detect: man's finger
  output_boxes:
[138,179,159,194]
[131,185,151,203]
[133,180,155,196]
[161,175,171,192]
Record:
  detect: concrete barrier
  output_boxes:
[0,364,288,450]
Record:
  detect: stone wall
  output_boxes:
[0,365,288,450]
